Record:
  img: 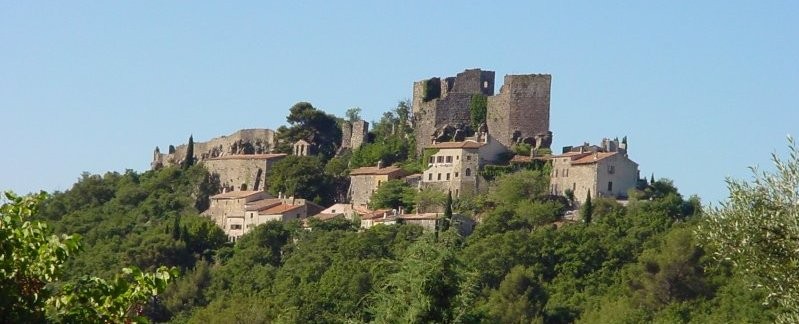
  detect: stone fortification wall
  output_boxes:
[203,155,285,192]
[487,74,551,149]
[152,129,276,168]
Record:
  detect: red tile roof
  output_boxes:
[210,190,264,199]
[427,141,484,149]
[244,198,282,211]
[260,203,304,215]
[571,152,618,165]
[350,165,406,176]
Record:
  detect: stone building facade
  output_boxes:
[411,69,552,154]
[420,135,505,198]
[348,164,408,207]
[204,191,323,241]
[203,190,271,239]
[549,144,639,205]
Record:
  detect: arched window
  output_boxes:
[465,168,471,176]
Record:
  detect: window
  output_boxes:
[608,181,613,192]
[455,172,459,178]
[445,156,453,163]
[230,224,242,230]
[555,170,559,177]
[456,156,459,160]
[483,81,489,88]
[377,180,382,186]
[446,173,450,180]
[437,156,444,163]
[565,169,569,177]
[437,173,442,180]
[608,165,615,174]
[465,168,471,176]
[466,155,472,161]
[428,173,433,181]
[428,156,434,164]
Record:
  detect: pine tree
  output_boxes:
[183,135,195,169]
[581,190,593,224]
[650,173,656,185]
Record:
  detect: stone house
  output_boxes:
[203,190,271,239]
[348,163,408,207]
[420,135,505,198]
[204,191,323,241]
[549,150,639,205]
[312,203,372,220]
[361,212,475,236]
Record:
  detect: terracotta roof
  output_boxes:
[399,213,444,220]
[207,153,287,161]
[311,213,345,221]
[427,141,484,149]
[510,154,552,164]
[260,203,304,215]
[350,165,406,176]
[210,190,264,199]
[361,209,393,220]
[244,198,282,211]
[571,152,618,165]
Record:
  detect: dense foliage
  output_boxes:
[4,103,791,322]
[1,192,177,323]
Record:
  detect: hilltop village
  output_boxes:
[152,69,642,240]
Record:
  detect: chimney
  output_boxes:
[377,160,384,169]
[579,146,584,154]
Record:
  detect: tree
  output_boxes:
[469,94,488,129]
[699,137,799,322]
[275,102,342,160]
[441,191,453,232]
[183,135,195,169]
[0,191,176,323]
[345,107,362,122]
[266,155,334,205]
[582,190,593,224]
[368,179,415,211]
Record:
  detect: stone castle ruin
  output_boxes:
[152,129,285,192]
[339,120,369,152]
[412,69,552,153]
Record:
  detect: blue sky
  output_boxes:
[1,1,797,205]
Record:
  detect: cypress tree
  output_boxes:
[171,215,181,240]
[650,173,656,185]
[442,191,453,232]
[582,190,593,224]
[183,135,195,169]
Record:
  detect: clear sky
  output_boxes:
[1,1,797,205]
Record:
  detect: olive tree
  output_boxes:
[699,137,799,323]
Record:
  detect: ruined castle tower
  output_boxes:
[487,74,551,149]
[411,69,552,154]
[412,69,495,154]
